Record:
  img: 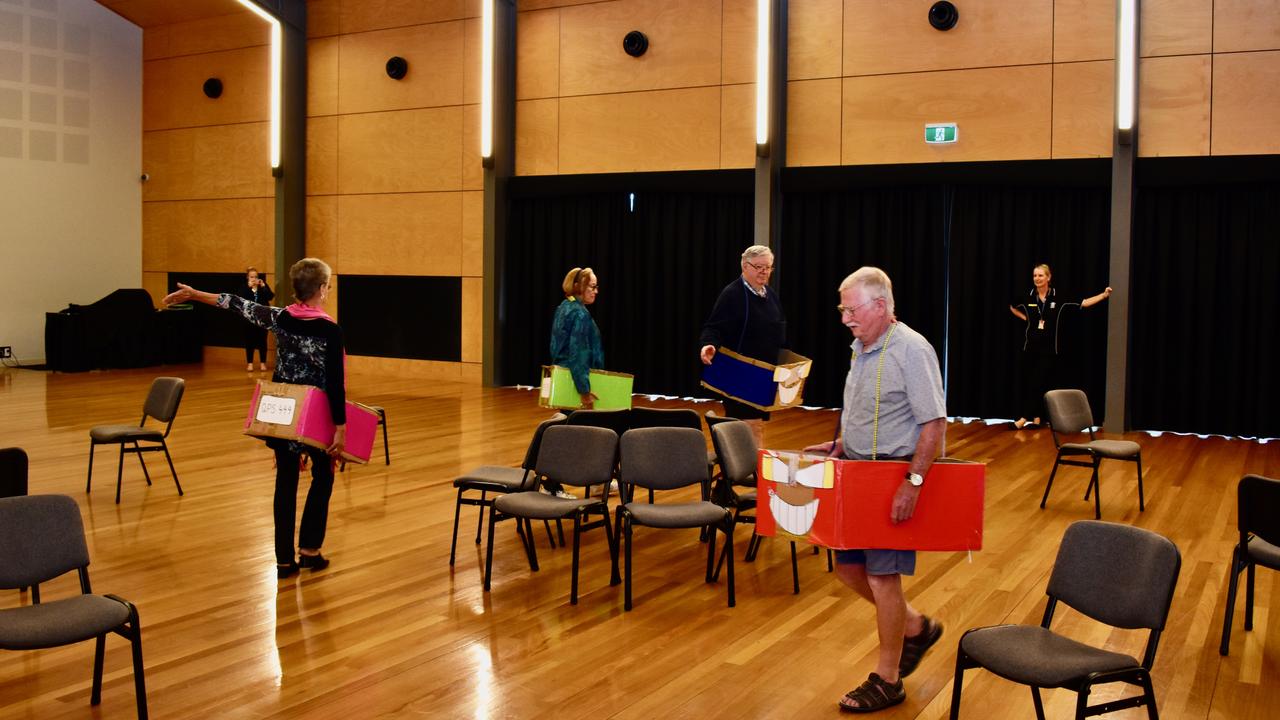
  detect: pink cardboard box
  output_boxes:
[244,380,379,464]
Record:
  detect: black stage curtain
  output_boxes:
[1129,182,1280,437]
[500,190,753,397]
[779,187,948,410]
[946,186,1112,421]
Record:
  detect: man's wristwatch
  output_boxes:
[905,471,924,487]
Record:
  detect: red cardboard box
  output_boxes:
[243,381,380,464]
[756,451,984,551]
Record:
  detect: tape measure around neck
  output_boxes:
[854,322,898,461]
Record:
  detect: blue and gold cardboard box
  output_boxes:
[700,347,812,412]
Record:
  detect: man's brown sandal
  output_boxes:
[838,673,905,713]
[899,615,943,678]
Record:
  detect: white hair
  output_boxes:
[838,266,895,315]
[740,245,773,264]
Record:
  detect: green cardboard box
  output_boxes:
[539,365,634,410]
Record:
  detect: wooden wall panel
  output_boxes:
[143,199,274,272]
[461,191,482,277]
[1054,0,1112,62]
[307,0,341,38]
[558,0,722,96]
[463,17,480,106]
[1211,50,1280,156]
[1142,0,1212,56]
[720,84,754,169]
[337,193,463,276]
[307,116,338,196]
[517,9,560,100]
[142,12,268,60]
[1138,54,1210,157]
[306,195,339,271]
[786,78,842,167]
[842,65,1052,164]
[1051,61,1112,159]
[558,88,722,174]
[143,46,270,130]
[308,36,339,117]
[515,98,559,176]
[1215,0,1280,52]
[788,0,841,80]
[721,0,755,86]
[843,0,1052,76]
[143,124,274,201]
[462,104,483,191]
[345,355,473,381]
[337,22,465,115]
[518,0,600,10]
[462,277,482,362]
[142,271,169,309]
[338,0,467,35]
[337,108,463,194]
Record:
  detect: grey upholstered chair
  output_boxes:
[86,376,185,504]
[0,495,148,719]
[483,425,619,605]
[449,413,567,565]
[1041,389,1144,519]
[950,520,1181,720]
[1219,474,1280,655]
[613,427,735,611]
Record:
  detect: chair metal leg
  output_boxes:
[379,410,390,465]
[570,512,583,604]
[1073,683,1090,720]
[623,514,634,611]
[115,445,125,504]
[523,518,540,571]
[1245,559,1256,630]
[556,518,566,546]
[161,440,181,496]
[609,506,623,586]
[724,517,735,607]
[1136,453,1145,511]
[790,541,799,595]
[91,634,106,705]
[543,520,558,548]
[483,508,498,591]
[1040,455,1062,509]
[135,442,152,486]
[1032,686,1047,720]
[1220,545,1242,655]
[475,490,486,544]
[948,649,968,719]
[705,522,716,582]
[449,488,464,565]
[120,602,149,720]
[87,442,95,493]
[1091,459,1102,519]
[827,548,834,572]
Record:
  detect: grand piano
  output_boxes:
[45,289,202,372]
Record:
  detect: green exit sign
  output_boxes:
[925,123,958,144]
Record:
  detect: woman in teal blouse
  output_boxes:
[550,267,603,409]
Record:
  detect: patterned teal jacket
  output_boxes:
[550,297,604,394]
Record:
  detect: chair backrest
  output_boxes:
[566,408,632,437]
[144,377,185,429]
[629,406,701,430]
[1046,520,1181,632]
[704,410,737,433]
[1044,389,1095,438]
[0,447,28,498]
[535,425,617,489]
[1239,474,1280,547]
[0,495,91,590]
[711,421,756,486]
[520,413,568,471]
[620,427,708,491]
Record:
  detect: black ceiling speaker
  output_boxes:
[202,77,223,99]
[385,56,409,80]
[622,30,648,58]
[928,1,959,31]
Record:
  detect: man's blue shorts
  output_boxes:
[834,549,916,576]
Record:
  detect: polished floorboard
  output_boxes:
[0,364,1277,719]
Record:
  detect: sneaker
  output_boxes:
[554,489,577,500]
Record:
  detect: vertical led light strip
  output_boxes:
[480,0,494,163]
[755,0,770,149]
[1116,0,1136,134]
[237,0,282,170]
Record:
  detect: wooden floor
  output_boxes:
[1,364,1277,719]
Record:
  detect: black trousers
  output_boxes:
[272,445,334,565]
[1020,351,1057,420]
[244,327,268,364]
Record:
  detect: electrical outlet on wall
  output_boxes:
[0,346,11,359]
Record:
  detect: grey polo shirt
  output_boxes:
[840,320,946,460]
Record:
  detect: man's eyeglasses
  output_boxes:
[745,260,774,273]
[837,298,880,315]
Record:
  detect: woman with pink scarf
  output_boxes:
[164,258,344,579]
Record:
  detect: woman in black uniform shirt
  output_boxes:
[1009,263,1112,429]
[234,267,274,371]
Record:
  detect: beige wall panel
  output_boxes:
[1215,0,1280,52]
[337,193,463,276]
[308,36,339,117]
[1211,50,1280,155]
[559,88,722,174]
[337,22,465,115]
[1051,61,1113,159]
[142,272,169,309]
[307,116,338,196]
[143,124,275,201]
[722,0,755,85]
[515,98,559,176]
[842,65,1052,164]
[337,107,463,194]
[516,8,560,99]
[463,0,481,18]
[786,78,842,167]
[789,0,842,80]
[519,0,599,9]
[720,83,754,169]
[1138,54,1210,157]
[462,191,483,277]
[307,0,342,38]
[326,276,339,323]
[462,104,483,190]
[1142,0,1212,56]
[143,13,269,61]
[339,0,466,35]
[559,0,722,96]
[1054,0,1112,62]
[306,195,339,271]
[144,46,270,131]
[143,198,274,272]
[843,0,1052,76]
[346,355,470,382]
[461,277,482,363]
[463,17,481,105]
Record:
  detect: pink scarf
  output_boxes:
[285,303,335,322]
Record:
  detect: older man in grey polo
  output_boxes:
[805,266,946,713]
